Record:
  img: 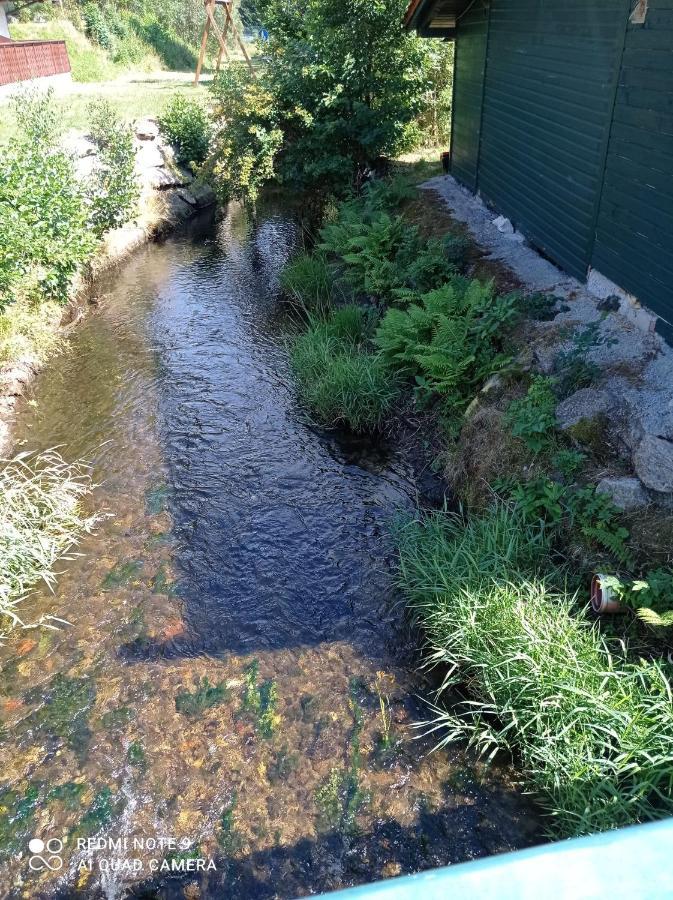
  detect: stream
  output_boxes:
[0,201,538,899]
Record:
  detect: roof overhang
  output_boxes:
[404,0,471,38]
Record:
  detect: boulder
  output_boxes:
[556,388,618,430]
[135,143,165,171]
[187,182,216,208]
[164,191,195,224]
[135,117,160,141]
[146,167,184,190]
[596,477,649,511]
[62,131,98,158]
[633,435,673,493]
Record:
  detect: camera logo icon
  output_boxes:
[28,838,64,871]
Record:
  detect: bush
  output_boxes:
[396,504,673,837]
[208,68,283,202]
[0,90,95,309]
[280,253,333,315]
[290,308,398,432]
[158,94,212,171]
[86,100,139,236]
[0,450,98,630]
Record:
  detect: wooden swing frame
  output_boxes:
[194,0,255,84]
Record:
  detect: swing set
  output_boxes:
[194,0,255,84]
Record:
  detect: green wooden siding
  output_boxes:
[449,0,489,190]
[591,0,673,328]
[477,0,629,280]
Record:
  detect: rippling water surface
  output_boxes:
[0,202,538,899]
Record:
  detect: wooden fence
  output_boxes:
[0,40,70,86]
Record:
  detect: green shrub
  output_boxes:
[0,90,95,309]
[208,68,283,202]
[280,253,333,314]
[158,94,212,171]
[396,504,673,837]
[505,375,558,453]
[0,450,98,630]
[86,100,139,236]
[291,309,398,432]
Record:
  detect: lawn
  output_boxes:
[0,74,211,144]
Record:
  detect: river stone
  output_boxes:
[165,192,195,224]
[596,476,649,511]
[135,143,165,170]
[633,436,673,493]
[135,117,159,140]
[62,131,97,158]
[146,167,183,190]
[188,182,216,208]
[556,388,617,430]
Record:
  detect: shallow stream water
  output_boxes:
[0,202,538,899]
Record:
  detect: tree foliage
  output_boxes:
[209,0,441,198]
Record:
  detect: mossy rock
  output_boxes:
[24,674,95,760]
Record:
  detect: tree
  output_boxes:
[210,0,436,198]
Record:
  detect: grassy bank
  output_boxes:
[0,450,97,632]
[281,173,673,837]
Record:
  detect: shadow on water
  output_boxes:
[117,202,422,661]
[49,782,537,900]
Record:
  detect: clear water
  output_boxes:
[0,202,538,899]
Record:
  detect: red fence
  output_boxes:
[0,40,70,86]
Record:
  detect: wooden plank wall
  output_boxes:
[591,1,673,328]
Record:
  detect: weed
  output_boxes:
[280,252,333,315]
[101,706,136,730]
[101,560,144,589]
[127,740,147,770]
[505,376,558,453]
[47,781,86,810]
[0,783,40,859]
[175,677,230,717]
[25,673,95,760]
[218,795,242,853]
[239,660,280,737]
[554,322,615,397]
[552,448,586,480]
[396,504,673,837]
[0,449,97,630]
[145,482,170,515]
[86,100,138,237]
[73,787,123,839]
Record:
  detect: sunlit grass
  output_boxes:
[396,504,673,837]
[0,449,98,630]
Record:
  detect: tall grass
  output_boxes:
[396,505,673,837]
[280,252,334,316]
[0,450,98,629]
[290,307,399,433]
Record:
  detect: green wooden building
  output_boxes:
[405,0,673,338]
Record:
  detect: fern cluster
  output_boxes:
[374,279,513,413]
[319,185,467,303]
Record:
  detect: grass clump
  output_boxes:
[0,450,97,630]
[396,504,673,837]
[290,306,399,433]
[280,252,333,315]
